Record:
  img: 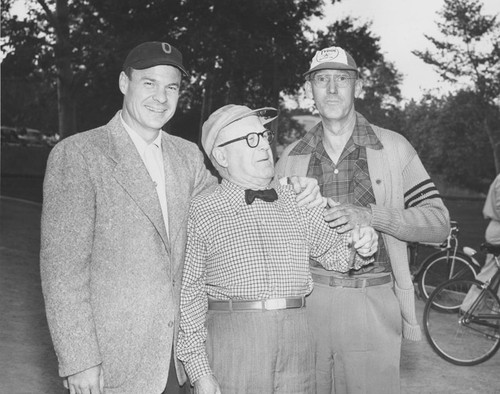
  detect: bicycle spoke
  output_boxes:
[424,279,500,366]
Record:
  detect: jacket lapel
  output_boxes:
[107,114,171,254]
[162,134,184,248]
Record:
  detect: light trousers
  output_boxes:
[307,279,402,394]
[206,308,315,394]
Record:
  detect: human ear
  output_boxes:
[304,80,313,99]
[212,147,228,168]
[119,71,129,95]
[354,78,363,99]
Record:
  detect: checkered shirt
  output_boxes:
[290,112,390,274]
[177,179,372,383]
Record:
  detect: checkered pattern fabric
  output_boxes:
[291,113,390,273]
[177,180,372,383]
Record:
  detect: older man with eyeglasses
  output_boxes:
[276,46,450,394]
[176,104,379,394]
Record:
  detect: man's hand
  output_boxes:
[193,374,222,394]
[63,364,104,394]
[288,176,326,208]
[324,199,372,233]
[350,225,378,257]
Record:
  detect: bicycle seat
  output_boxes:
[480,242,500,256]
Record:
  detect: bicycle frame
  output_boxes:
[461,256,500,337]
[410,221,481,280]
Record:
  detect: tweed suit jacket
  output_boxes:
[40,111,216,393]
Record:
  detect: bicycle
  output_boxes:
[409,220,482,309]
[423,243,500,366]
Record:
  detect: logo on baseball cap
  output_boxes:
[122,41,188,76]
[304,46,357,76]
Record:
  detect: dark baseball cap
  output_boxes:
[122,41,188,76]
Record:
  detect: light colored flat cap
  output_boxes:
[201,104,278,156]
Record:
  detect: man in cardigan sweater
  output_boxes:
[275,46,450,394]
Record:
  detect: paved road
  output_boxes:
[1,196,499,394]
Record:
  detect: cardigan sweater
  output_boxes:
[275,122,450,340]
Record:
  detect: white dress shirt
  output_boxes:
[120,113,169,237]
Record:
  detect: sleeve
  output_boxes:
[305,206,373,272]
[176,206,213,384]
[370,140,450,244]
[40,141,102,377]
[192,148,218,198]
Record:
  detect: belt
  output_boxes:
[208,296,305,311]
[311,273,392,288]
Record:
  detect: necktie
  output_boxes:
[245,188,278,205]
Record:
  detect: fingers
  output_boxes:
[350,224,360,246]
[293,177,322,207]
[324,203,352,232]
[354,227,378,256]
[66,365,103,394]
[288,176,303,194]
[326,197,340,208]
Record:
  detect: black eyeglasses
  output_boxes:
[217,129,275,148]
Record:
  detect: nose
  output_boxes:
[258,136,271,150]
[327,78,338,94]
[153,87,168,103]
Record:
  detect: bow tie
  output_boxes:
[245,188,278,205]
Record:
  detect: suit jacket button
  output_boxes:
[168,321,174,328]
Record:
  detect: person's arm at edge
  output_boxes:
[40,140,102,379]
[177,205,214,386]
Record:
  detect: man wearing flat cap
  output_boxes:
[40,41,217,394]
[176,104,379,393]
[276,46,450,393]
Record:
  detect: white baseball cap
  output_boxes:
[304,46,358,76]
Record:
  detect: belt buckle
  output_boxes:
[264,298,287,310]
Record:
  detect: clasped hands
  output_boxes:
[288,178,377,257]
[324,198,377,257]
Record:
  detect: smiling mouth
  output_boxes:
[146,106,167,113]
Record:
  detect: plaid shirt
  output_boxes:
[290,113,390,273]
[177,180,371,382]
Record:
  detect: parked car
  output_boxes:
[1,126,60,147]
[1,126,21,145]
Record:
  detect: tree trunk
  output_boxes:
[55,0,77,139]
[484,118,500,174]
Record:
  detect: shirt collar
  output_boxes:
[220,178,281,212]
[289,112,383,156]
[120,111,162,155]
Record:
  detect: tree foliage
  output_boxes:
[402,91,498,192]
[412,0,500,173]
[1,0,330,140]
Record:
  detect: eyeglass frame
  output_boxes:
[309,72,358,89]
[217,129,275,149]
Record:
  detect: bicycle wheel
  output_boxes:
[424,278,500,366]
[418,251,477,308]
